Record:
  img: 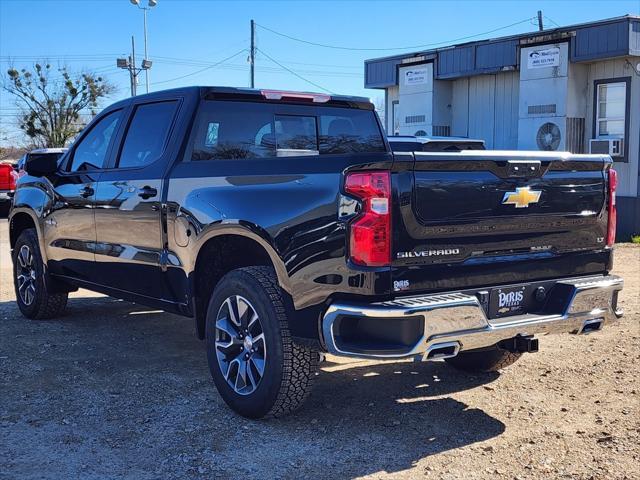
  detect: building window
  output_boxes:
[392,101,399,135]
[595,81,626,138]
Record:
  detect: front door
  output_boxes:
[93,100,179,299]
[45,109,124,281]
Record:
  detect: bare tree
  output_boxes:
[373,96,386,133]
[3,63,115,148]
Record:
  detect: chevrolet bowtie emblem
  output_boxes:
[502,187,541,208]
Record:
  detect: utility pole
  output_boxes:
[250,19,255,88]
[117,35,152,97]
[142,7,149,92]
[128,55,135,96]
[537,10,544,31]
[131,36,137,97]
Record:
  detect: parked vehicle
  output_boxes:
[8,87,623,418]
[387,135,485,152]
[16,148,68,179]
[0,161,18,215]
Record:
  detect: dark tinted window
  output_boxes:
[118,101,178,168]
[274,115,318,152]
[69,110,121,171]
[317,109,385,154]
[190,101,385,161]
[192,101,273,161]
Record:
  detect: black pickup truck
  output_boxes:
[9,87,623,418]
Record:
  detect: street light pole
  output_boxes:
[130,0,157,93]
[143,7,149,92]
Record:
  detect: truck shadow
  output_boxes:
[1,295,505,479]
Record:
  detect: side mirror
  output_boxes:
[25,154,60,177]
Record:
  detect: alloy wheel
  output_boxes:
[214,295,267,395]
[16,245,37,306]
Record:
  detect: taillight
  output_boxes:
[344,171,391,266]
[606,168,617,247]
[0,164,16,191]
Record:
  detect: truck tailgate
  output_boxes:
[391,150,613,295]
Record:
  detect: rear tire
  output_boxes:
[445,346,521,373]
[205,266,319,419]
[12,228,68,320]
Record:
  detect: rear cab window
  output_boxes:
[117,100,179,168]
[189,100,385,161]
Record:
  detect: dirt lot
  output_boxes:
[0,221,638,480]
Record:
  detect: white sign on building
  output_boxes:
[527,47,560,69]
[404,67,429,85]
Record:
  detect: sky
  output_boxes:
[1,0,639,145]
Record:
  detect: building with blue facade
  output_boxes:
[366,15,640,239]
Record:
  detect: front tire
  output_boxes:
[12,228,68,319]
[205,266,319,418]
[445,346,521,373]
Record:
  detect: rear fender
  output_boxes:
[190,221,292,298]
[8,207,48,264]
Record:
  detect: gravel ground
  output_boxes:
[0,220,638,480]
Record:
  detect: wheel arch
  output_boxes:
[9,209,46,262]
[191,225,291,340]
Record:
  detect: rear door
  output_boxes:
[93,99,180,298]
[45,109,124,281]
[391,151,610,294]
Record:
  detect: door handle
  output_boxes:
[80,185,94,198]
[138,186,158,199]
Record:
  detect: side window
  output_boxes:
[191,101,274,161]
[69,110,122,172]
[118,101,178,168]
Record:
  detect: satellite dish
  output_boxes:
[536,122,561,151]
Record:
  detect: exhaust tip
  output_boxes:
[580,318,604,334]
[424,341,460,360]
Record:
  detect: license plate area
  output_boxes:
[489,285,533,318]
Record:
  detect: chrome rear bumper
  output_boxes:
[321,275,623,360]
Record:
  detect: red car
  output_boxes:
[0,161,18,215]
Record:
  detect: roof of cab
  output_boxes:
[107,86,374,110]
[29,147,68,154]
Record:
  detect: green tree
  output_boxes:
[4,63,115,147]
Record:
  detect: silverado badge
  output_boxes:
[502,187,541,208]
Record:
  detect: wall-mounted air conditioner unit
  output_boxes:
[589,138,624,158]
[518,117,585,153]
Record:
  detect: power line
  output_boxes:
[256,47,333,94]
[544,15,561,28]
[152,54,361,70]
[1,54,362,71]
[149,59,362,78]
[151,49,248,86]
[256,18,536,52]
